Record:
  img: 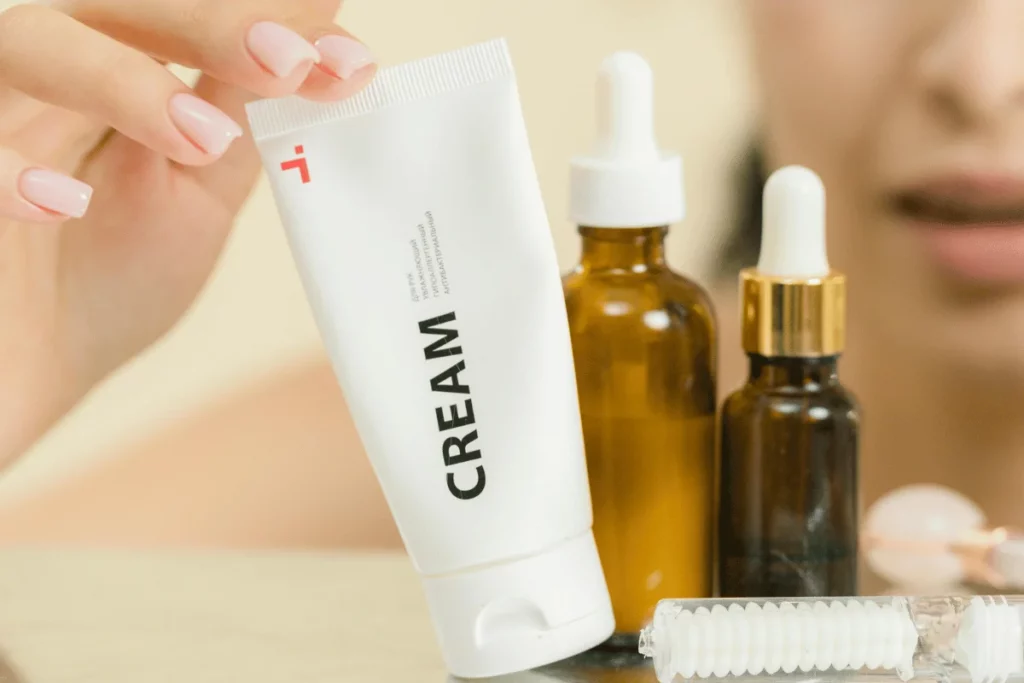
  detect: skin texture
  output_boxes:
[6,1,1024,549]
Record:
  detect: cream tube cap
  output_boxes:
[570,51,683,228]
[421,530,614,678]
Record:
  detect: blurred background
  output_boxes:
[0,0,755,502]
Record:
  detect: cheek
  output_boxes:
[750,3,907,273]
[751,4,901,177]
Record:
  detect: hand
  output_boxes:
[0,0,376,465]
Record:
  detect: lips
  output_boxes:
[894,192,1024,226]
[889,174,1024,284]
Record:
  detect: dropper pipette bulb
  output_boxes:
[758,165,830,278]
[592,51,659,162]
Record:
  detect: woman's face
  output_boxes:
[749,1,1024,378]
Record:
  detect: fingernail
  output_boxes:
[315,35,375,80]
[247,21,320,79]
[169,93,244,156]
[19,169,92,218]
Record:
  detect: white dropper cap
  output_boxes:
[758,165,830,277]
[570,51,683,228]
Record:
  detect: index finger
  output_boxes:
[66,0,376,101]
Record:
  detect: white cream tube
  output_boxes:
[246,39,613,677]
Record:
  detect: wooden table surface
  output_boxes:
[0,549,449,683]
[0,549,666,683]
[0,549,971,683]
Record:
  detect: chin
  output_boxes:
[925,299,1024,385]
[858,223,1024,386]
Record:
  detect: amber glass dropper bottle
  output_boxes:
[718,165,860,598]
[563,52,717,646]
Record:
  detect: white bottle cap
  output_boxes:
[420,530,614,678]
[570,51,684,228]
[758,165,830,277]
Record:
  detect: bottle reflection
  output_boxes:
[447,648,653,683]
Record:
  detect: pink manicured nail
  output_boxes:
[169,93,243,156]
[315,35,375,80]
[247,21,320,79]
[19,169,92,218]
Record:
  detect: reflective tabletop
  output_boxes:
[0,549,977,683]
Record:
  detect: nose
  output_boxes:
[918,0,1024,130]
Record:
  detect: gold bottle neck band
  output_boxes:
[740,268,846,358]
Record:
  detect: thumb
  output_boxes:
[182,74,261,214]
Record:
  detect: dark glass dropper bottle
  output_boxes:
[717,165,860,598]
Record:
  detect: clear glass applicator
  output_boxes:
[639,596,1024,683]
